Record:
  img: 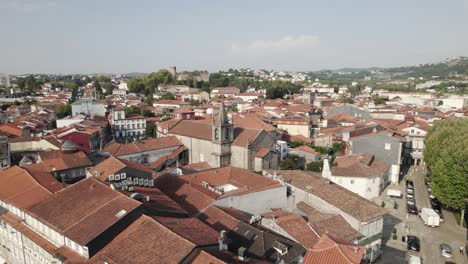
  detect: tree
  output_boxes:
[279,158,298,170]
[306,161,324,172]
[340,96,355,104]
[93,80,102,98]
[54,103,71,119]
[290,141,305,148]
[145,123,157,138]
[25,76,37,92]
[372,96,387,105]
[144,97,154,105]
[160,92,175,100]
[127,78,146,94]
[423,118,468,226]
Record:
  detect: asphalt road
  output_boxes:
[376,166,467,264]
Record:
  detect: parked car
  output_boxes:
[407,198,416,206]
[440,243,453,258]
[407,193,414,199]
[431,198,442,208]
[407,236,421,251]
[407,188,414,195]
[406,179,414,187]
[432,204,442,214]
[407,204,418,215]
[438,212,445,223]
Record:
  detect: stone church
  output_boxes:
[160,103,278,171]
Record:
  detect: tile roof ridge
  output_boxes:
[335,242,358,264]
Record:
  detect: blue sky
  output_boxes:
[1,0,468,74]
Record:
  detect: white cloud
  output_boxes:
[230,34,320,54]
[8,0,57,13]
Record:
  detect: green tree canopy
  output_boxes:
[423,118,468,223]
[160,92,175,100]
[145,123,157,138]
[54,103,71,119]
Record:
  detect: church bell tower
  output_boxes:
[212,102,233,167]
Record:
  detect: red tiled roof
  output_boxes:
[39,149,92,172]
[332,153,389,177]
[149,146,186,169]
[297,202,362,242]
[302,234,365,264]
[88,215,196,264]
[261,209,320,249]
[152,216,219,245]
[180,166,283,198]
[155,175,216,216]
[103,136,183,156]
[26,178,141,245]
[21,163,63,193]
[293,145,319,155]
[255,148,272,158]
[0,212,86,263]
[266,170,387,221]
[0,166,51,209]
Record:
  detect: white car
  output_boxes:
[440,243,453,258]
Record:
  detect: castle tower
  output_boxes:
[303,90,316,105]
[212,102,233,167]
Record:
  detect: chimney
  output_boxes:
[145,196,150,202]
[218,230,228,251]
[238,247,247,261]
[322,159,331,179]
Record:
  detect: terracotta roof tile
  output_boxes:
[331,153,389,177]
[26,178,141,245]
[265,170,387,221]
[103,136,183,157]
[297,202,362,242]
[303,234,365,264]
[0,211,86,263]
[261,209,320,249]
[21,163,63,193]
[153,216,219,245]
[0,166,51,209]
[88,215,196,264]
[39,149,92,172]
[179,166,283,198]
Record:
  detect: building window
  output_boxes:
[385,143,391,150]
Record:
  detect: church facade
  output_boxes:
[161,103,278,171]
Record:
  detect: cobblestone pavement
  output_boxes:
[375,166,467,264]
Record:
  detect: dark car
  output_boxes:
[406,179,414,187]
[407,204,418,215]
[432,204,442,213]
[431,198,442,207]
[407,235,421,251]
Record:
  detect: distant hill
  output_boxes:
[315,57,468,79]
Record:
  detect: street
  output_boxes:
[376,166,468,264]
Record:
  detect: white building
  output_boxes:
[322,154,390,200]
[110,108,146,138]
[118,82,128,90]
